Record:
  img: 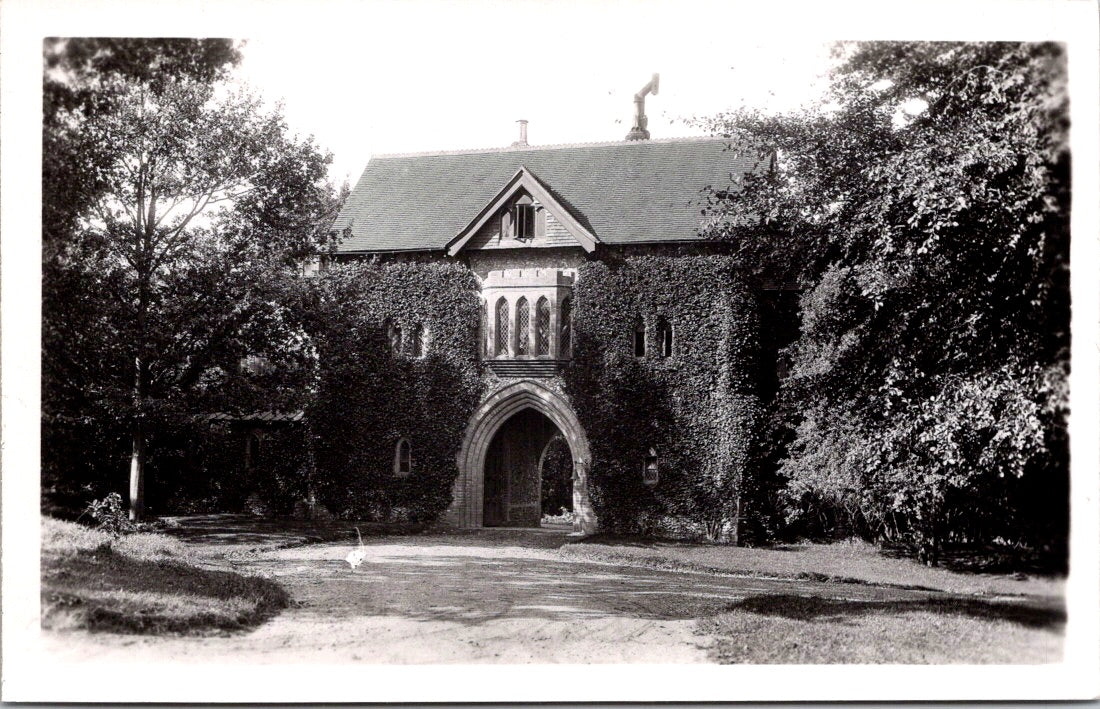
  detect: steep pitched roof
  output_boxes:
[446,167,598,256]
[332,136,762,254]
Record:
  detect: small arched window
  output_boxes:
[394,438,412,477]
[643,447,659,486]
[535,297,551,356]
[633,317,646,358]
[560,296,572,358]
[410,324,425,358]
[656,316,673,358]
[385,319,402,354]
[516,297,530,355]
[495,298,510,356]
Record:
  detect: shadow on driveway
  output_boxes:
[162,515,573,551]
[725,593,1065,629]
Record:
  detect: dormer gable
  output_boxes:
[446,167,598,256]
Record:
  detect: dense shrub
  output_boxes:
[700,42,1069,565]
[42,331,317,519]
[304,261,482,521]
[42,414,131,518]
[163,422,311,516]
[563,254,762,541]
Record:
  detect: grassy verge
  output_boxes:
[560,535,1065,663]
[561,535,1064,597]
[700,594,1065,664]
[41,517,289,635]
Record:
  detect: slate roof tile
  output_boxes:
[333,137,763,253]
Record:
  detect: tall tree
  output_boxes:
[43,39,337,519]
[43,38,243,246]
[700,42,1069,562]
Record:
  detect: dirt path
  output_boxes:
[42,526,999,664]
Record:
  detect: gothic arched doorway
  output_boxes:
[448,380,596,533]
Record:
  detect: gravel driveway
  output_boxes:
[42,524,994,664]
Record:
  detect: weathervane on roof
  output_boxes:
[625,73,659,141]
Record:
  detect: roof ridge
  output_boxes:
[368,135,732,160]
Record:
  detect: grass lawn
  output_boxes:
[561,535,1064,597]
[41,517,289,635]
[700,594,1064,663]
[563,535,1065,663]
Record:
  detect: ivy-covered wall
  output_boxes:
[563,254,762,541]
[306,254,762,539]
[306,261,483,521]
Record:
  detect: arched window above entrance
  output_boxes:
[560,296,572,358]
[515,297,530,355]
[495,298,510,356]
[535,297,551,356]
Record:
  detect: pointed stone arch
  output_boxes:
[448,380,597,534]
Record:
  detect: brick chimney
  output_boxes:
[512,119,529,147]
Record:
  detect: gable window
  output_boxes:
[656,316,673,358]
[633,317,646,357]
[535,297,551,356]
[394,438,412,476]
[559,296,572,358]
[643,448,659,486]
[410,324,425,358]
[385,319,402,354]
[513,203,536,240]
[495,298,510,356]
[516,297,531,355]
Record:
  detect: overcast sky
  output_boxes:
[227,1,837,185]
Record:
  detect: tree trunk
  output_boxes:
[129,272,150,521]
[129,426,145,521]
[129,349,146,521]
[731,494,742,546]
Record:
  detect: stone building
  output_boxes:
[329,123,776,537]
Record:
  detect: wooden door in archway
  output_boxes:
[482,408,558,527]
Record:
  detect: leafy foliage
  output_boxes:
[699,42,1069,562]
[42,39,341,517]
[563,254,761,541]
[83,493,134,536]
[303,261,483,521]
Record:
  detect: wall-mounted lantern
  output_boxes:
[643,447,659,486]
